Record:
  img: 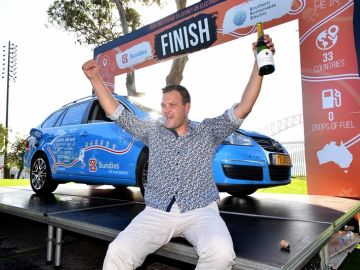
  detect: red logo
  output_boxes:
[89,159,97,172]
[98,55,110,70]
[122,54,128,63]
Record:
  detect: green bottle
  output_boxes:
[256,22,275,76]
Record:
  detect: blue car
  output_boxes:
[24,95,292,197]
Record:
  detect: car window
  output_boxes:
[61,102,89,126]
[88,101,112,123]
[41,109,65,128]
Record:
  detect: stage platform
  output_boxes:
[0,184,359,270]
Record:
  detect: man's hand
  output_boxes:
[252,34,275,56]
[82,59,100,81]
[82,59,119,116]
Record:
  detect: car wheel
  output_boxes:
[136,150,149,197]
[30,153,58,195]
[227,187,257,197]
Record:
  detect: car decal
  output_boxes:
[47,138,136,171]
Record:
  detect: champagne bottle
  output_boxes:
[256,22,275,76]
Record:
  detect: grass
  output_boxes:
[256,176,307,194]
[0,178,29,186]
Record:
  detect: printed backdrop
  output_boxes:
[94,0,360,198]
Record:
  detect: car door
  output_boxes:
[49,101,91,177]
[79,100,140,184]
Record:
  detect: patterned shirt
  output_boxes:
[109,104,243,213]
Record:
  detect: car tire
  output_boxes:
[227,187,257,197]
[136,150,149,197]
[30,153,58,195]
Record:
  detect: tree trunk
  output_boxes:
[17,167,23,179]
[112,0,137,96]
[175,0,187,10]
[3,164,10,179]
[126,71,138,96]
[166,0,188,86]
[166,56,188,85]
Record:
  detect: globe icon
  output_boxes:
[233,10,247,26]
[316,25,339,51]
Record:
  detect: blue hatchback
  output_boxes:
[24,94,292,197]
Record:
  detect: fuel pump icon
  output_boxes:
[321,89,341,121]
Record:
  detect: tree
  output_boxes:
[47,0,163,96]
[0,124,7,155]
[0,124,10,178]
[166,0,188,85]
[7,136,27,179]
[47,0,192,93]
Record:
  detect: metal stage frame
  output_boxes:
[0,185,359,270]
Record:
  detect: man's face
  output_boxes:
[161,90,190,132]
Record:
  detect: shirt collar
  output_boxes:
[161,120,197,138]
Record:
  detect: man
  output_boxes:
[82,35,275,270]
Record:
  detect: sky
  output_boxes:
[0,0,304,143]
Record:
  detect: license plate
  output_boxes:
[270,154,292,166]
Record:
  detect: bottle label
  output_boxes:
[256,49,274,68]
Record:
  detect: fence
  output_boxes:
[281,141,306,177]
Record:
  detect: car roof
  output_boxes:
[62,94,124,108]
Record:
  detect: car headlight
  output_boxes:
[223,132,253,146]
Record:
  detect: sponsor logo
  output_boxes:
[99,55,110,70]
[89,159,97,172]
[98,161,120,170]
[222,0,292,34]
[233,10,247,26]
[116,42,152,69]
[122,54,128,63]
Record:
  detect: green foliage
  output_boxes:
[0,124,7,155]
[47,0,163,46]
[0,179,29,186]
[125,7,141,31]
[7,136,27,178]
[256,177,308,194]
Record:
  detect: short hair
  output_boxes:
[162,84,191,105]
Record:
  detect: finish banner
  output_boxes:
[94,0,298,90]
[94,0,360,198]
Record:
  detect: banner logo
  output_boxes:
[98,55,110,70]
[116,42,152,69]
[233,10,247,26]
[222,0,293,33]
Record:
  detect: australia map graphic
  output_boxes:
[317,133,359,173]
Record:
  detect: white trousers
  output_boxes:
[103,202,235,270]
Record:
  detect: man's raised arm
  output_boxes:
[234,35,275,119]
[82,59,120,117]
